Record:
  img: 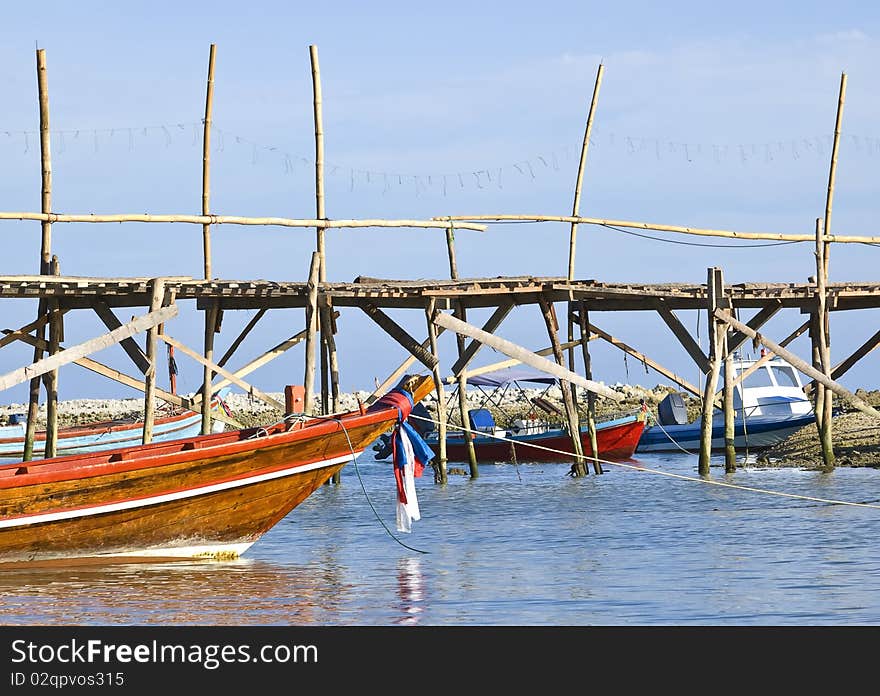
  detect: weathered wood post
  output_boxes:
[814,72,846,469]
[538,294,585,473]
[445,223,478,478]
[303,252,321,416]
[201,43,217,436]
[722,317,736,472]
[142,278,166,444]
[814,218,835,468]
[698,267,724,474]
[44,255,62,458]
[425,299,448,484]
[577,302,601,474]
[23,48,53,462]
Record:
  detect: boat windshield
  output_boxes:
[770,365,800,387]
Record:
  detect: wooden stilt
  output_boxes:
[200,301,218,435]
[444,223,477,477]
[425,300,447,484]
[43,256,62,458]
[722,318,736,472]
[577,302,600,474]
[303,252,321,416]
[143,279,166,444]
[24,49,54,462]
[699,267,724,475]
[815,218,835,468]
[538,294,585,474]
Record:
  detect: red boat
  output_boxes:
[0,374,433,567]
[423,367,646,463]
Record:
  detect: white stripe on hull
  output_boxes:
[0,450,362,530]
[102,541,255,560]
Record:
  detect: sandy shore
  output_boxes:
[2,384,878,467]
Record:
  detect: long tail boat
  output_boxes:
[0,374,433,567]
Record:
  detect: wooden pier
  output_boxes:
[2,46,878,480]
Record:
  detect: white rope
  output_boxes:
[409,413,880,511]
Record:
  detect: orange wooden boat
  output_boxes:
[0,374,433,567]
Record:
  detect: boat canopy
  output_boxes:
[465,367,557,388]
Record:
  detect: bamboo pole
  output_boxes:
[538,295,585,472]
[425,299,447,484]
[715,310,880,420]
[0,212,485,231]
[142,279,166,444]
[699,268,724,475]
[303,252,321,415]
[815,219,834,467]
[23,49,53,462]
[435,214,879,243]
[577,302,601,474]
[568,63,603,282]
[310,45,326,274]
[722,319,735,472]
[43,256,61,458]
[202,43,216,279]
[444,222,477,476]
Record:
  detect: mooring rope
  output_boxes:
[408,414,880,511]
[306,413,429,555]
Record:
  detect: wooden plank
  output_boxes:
[432,311,623,401]
[0,304,177,392]
[449,300,514,376]
[0,309,67,351]
[91,300,150,374]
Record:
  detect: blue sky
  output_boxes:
[1,1,880,403]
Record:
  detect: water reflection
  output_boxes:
[0,558,351,625]
[394,557,424,626]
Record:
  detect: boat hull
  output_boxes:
[636,413,816,453]
[435,416,646,463]
[0,411,395,566]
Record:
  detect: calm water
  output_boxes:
[3,452,880,626]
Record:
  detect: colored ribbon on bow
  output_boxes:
[369,387,435,533]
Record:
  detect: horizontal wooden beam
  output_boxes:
[435,214,880,244]
[432,310,622,401]
[0,212,487,232]
[0,304,177,392]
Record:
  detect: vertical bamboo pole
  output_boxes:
[815,72,845,468]
[303,252,321,416]
[425,299,448,484]
[722,319,736,472]
[566,64,603,441]
[201,44,217,436]
[568,63,604,282]
[539,294,585,474]
[143,278,166,445]
[815,218,835,467]
[24,48,53,462]
[577,302,601,474]
[699,267,724,475]
[445,224,478,478]
[43,255,61,458]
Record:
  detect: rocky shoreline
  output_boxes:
[2,383,878,468]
